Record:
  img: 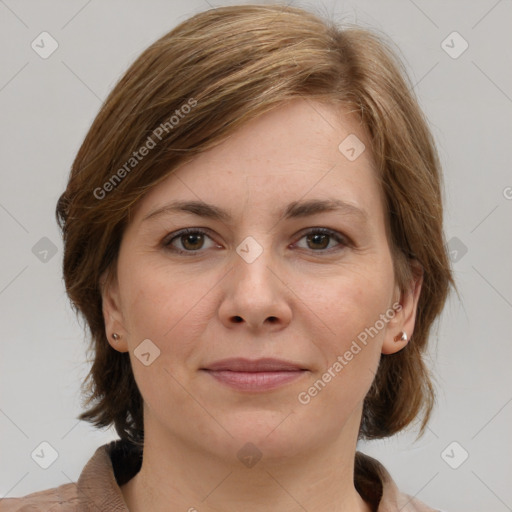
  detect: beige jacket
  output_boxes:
[0,440,439,511]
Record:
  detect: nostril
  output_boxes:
[230,315,278,324]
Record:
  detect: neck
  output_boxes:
[121,413,372,512]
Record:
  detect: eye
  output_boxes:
[294,227,348,252]
[162,227,349,256]
[163,228,218,254]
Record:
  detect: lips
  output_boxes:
[201,358,308,392]
[203,357,306,372]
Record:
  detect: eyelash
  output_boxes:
[162,227,350,256]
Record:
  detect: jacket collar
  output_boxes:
[75,439,432,511]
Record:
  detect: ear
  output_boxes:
[381,261,423,355]
[100,268,129,353]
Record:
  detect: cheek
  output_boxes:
[118,264,206,412]
[293,257,394,401]
[120,261,215,360]
[122,275,170,339]
[299,263,394,347]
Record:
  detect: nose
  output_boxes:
[218,241,293,332]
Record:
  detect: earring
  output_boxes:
[393,331,408,343]
[112,333,120,341]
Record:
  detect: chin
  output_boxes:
[215,412,315,459]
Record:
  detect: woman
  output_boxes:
[0,3,454,511]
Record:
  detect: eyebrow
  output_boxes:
[142,198,368,224]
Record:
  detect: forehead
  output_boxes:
[131,98,384,225]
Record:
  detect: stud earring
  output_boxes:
[393,331,408,342]
[112,333,120,341]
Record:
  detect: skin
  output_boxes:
[102,98,422,512]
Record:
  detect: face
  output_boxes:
[102,98,421,462]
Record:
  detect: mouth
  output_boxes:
[200,358,308,392]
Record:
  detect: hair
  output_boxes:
[56,3,455,447]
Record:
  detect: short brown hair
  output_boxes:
[56,3,455,446]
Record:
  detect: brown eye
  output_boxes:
[306,232,330,250]
[164,228,217,254]
[180,232,205,251]
[295,228,348,252]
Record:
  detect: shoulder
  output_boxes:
[0,439,140,512]
[394,492,443,512]
[0,483,80,512]
[355,451,442,512]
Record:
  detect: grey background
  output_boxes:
[1,1,511,510]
